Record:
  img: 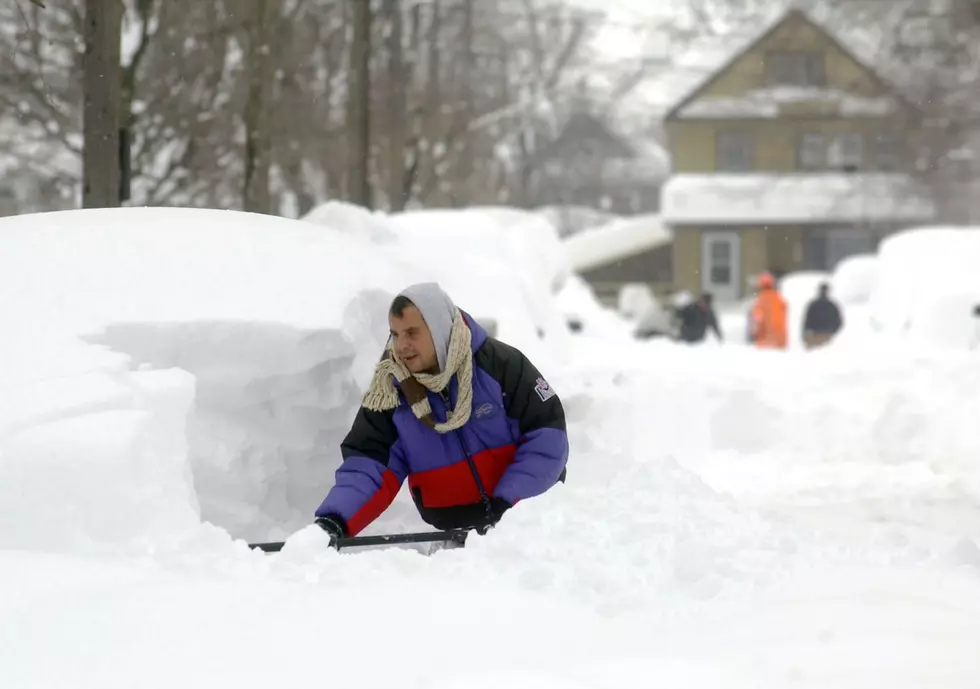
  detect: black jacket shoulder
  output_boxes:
[474,336,565,434]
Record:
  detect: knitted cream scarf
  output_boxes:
[362,308,473,433]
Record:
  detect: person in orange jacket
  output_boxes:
[749,271,788,349]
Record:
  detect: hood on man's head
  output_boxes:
[396,282,456,371]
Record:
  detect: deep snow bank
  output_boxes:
[383,207,573,359]
[0,207,437,548]
[866,226,980,349]
[0,334,201,553]
[301,203,574,360]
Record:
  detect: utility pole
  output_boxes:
[82,0,122,208]
[347,0,372,208]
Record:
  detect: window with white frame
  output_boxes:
[765,51,826,87]
[716,131,754,171]
[797,132,827,169]
[828,132,863,171]
[709,239,733,285]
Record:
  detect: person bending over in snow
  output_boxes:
[312,282,569,546]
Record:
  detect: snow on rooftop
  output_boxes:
[615,1,915,125]
[675,87,899,120]
[563,214,672,273]
[661,173,936,225]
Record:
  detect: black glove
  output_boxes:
[475,497,511,535]
[314,514,346,548]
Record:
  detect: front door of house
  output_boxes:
[701,231,741,303]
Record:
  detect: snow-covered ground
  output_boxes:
[2,207,980,688]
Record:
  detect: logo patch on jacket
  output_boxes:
[474,402,497,419]
[534,376,556,402]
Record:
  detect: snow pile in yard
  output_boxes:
[0,206,430,548]
[462,205,572,292]
[661,173,936,224]
[867,226,980,350]
[3,330,980,687]
[563,213,671,273]
[385,207,572,358]
[299,200,398,244]
[554,274,632,338]
[832,253,878,304]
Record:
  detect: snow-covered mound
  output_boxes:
[554,274,632,338]
[384,207,572,359]
[831,253,877,304]
[299,199,398,244]
[0,206,431,549]
[5,331,980,688]
[464,205,572,292]
[866,226,980,350]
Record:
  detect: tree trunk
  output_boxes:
[347,0,372,207]
[243,0,276,214]
[383,0,407,211]
[82,0,122,208]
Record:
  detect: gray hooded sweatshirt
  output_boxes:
[396,282,457,372]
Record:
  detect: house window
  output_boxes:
[797,133,827,169]
[709,239,732,284]
[765,51,826,87]
[875,134,900,170]
[828,132,863,171]
[716,131,754,171]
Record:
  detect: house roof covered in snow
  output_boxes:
[562,213,672,272]
[662,5,912,123]
[660,173,936,225]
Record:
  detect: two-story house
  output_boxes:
[659,7,936,302]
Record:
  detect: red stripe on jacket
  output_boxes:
[346,469,402,536]
[408,444,517,508]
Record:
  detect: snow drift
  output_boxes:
[0,206,463,549]
[4,204,980,687]
[379,206,573,360]
[866,226,980,350]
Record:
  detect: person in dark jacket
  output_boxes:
[802,282,843,349]
[312,282,569,545]
[675,292,723,343]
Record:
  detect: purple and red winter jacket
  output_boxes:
[314,312,569,536]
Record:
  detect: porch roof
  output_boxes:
[661,173,936,225]
[563,213,672,273]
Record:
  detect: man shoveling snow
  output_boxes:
[312,282,569,545]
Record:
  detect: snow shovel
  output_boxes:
[248,528,471,553]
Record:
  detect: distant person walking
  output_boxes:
[674,292,723,344]
[749,272,788,349]
[802,282,843,349]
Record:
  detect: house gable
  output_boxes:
[665,9,902,123]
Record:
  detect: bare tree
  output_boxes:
[347,0,371,207]
[82,0,123,208]
[0,0,615,213]
[241,0,278,213]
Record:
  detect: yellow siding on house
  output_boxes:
[740,228,769,295]
[672,230,702,295]
[672,227,772,299]
[662,9,919,301]
[694,12,885,103]
[766,227,804,273]
[666,118,902,174]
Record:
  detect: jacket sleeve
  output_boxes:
[475,338,569,505]
[314,406,408,537]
